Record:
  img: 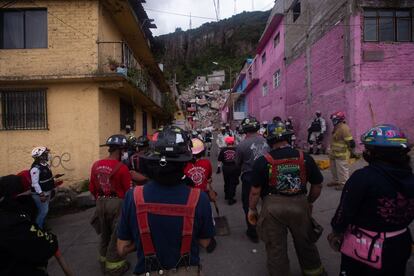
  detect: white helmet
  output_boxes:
[31,146,49,158]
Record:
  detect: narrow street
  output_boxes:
[47,143,414,276]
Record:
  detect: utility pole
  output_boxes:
[234,0,237,15]
[217,0,220,20]
[189,12,192,29]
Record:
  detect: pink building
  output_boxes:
[242,0,414,148]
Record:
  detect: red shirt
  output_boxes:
[183,159,212,192]
[89,159,131,199]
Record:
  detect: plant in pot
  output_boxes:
[107,57,118,71]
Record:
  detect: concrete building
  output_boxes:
[0,0,170,183]
[240,0,414,147]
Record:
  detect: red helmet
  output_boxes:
[330,111,345,125]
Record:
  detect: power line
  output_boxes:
[146,8,217,21]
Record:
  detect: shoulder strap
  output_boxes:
[134,186,156,256]
[264,153,278,187]
[133,186,201,257]
[109,162,123,178]
[297,151,307,184]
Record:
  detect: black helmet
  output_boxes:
[266,121,293,143]
[100,134,128,148]
[137,135,149,148]
[143,125,192,163]
[241,116,260,133]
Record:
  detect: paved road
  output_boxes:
[48,151,414,275]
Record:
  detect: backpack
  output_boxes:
[17,170,32,192]
[263,151,307,195]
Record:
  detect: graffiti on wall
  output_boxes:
[50,152,75,171]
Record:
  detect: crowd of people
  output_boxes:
[0,111,413,276]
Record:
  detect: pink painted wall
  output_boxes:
[246,21,286,122]
[245,12,414,147]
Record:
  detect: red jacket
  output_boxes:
[183,159,212,192]
[89,159,131,199]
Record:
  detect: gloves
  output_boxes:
[247,208,258,226]
[216,167,221,174]
[327,232,344,252]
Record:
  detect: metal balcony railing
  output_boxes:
[97,41,162,107]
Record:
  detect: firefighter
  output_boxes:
[184,138,216,201]
[89,134,132,275]
[248,121,325,276]
[216,126,228,173]
[129,135,150,186]
[328,124,414,276]
[328,111,356,190]
[30,146,55,229]
[285,116,296,147]
[307,111,326,155]
[116,125,215,275]
[218,136,240,205]
[0,174,59,275]
[236,116,269,243]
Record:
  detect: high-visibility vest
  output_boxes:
[330,123,353,159]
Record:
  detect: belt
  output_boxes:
[266,190,306,197]
[97,194,119,199]
[135,265,201,275]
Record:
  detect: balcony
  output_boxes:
[97,41,162,107]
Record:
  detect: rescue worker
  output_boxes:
[89,134,132,275]
[218,136,240,205]
[248,121,325,276]
[0,174,59,275]
[125,125,135,142]
[328,111,356,190]
[307,111,326,155]
[116,125,215,275]
[285,116,296,147]
[30,146,56,229]
[236,116,269,243]
[204,129,213,157]
[216,126,228,173]
[328,124,414,276]
[129,136,150,186]
[259,121,268,136]
[235,126,245,145]
[225,123,234,137]
[184,138,216,201]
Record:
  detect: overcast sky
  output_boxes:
[143,0,275,36]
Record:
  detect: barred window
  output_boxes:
[0,90,48,130]
[120,99,135,130]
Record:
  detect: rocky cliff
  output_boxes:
[153,10,271,88]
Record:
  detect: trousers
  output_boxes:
[257,194,324,276]
[96,197,125,268]
[222,165,239,200]
[330,158,349,185]
[241,172,255,233]
[32,191,51,228]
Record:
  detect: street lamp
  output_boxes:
[212,61,232,91]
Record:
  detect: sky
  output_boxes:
[143,0,275,36]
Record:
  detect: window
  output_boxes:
[273,33,280,48]
[364,9,412,42]
[0,9,47,49]
[293,0,301,22]
[261,52,266,64]
[273,70,281,88]
[120,99,135,130]
[262,82,268,96]
[0,90,48,130]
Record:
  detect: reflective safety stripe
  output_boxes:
[303,265,325,276]
[332,142,348,148]
[99,255,106,262]
[105,259,127,270]
[344,136,353,141]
